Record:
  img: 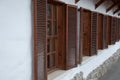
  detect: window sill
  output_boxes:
[48,56,95,80]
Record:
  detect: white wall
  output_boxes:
[0,0,32,80]
[0,0,119,80]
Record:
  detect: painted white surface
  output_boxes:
[0,0,119,80]
[0,0,32,80]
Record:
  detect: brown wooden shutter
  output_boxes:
[115,18,117,42]
[91,12,98,55]
[103,15,108,49]
[119,19,120,40]
[66,5,77,69]
[117,18,119,41]
[98,14,103,49]
[79,8,84,63]
[114,18,116,44]
[82,9,92,56]
[107,16,112,45]
[111,17,116,44]
[116,18,118,41]
[34,0,47,80]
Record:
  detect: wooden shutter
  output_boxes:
[79,8,84,63]
[115,18,117,42]
[98,14,103,49]
[103,15,108,48]
[111,17,116,44]
[82,9,92,56]
[116,18,118,41]
[66,5,77,69]
[91,12,98,55]
[107,16,112,45]
[119,19,120,40]
[117,18,119,41]
[34,0,47,80]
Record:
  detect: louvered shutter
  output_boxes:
[66,5,77,69]
[34,0,47,80]
[91,12,98,55]
[103,15,108,48]
[111,18,116,44]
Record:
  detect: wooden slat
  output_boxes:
[91,12,98,55]
[34,0,47,80]
[66,5,78,69]
[75,0,80,3]
[95,0,105,9]
[106,3,116,12]
[113,8,120,14]
[79,8,84,63]
[118,13,120,16]
[103,15,108,48]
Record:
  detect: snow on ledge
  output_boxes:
[52,41,120,80]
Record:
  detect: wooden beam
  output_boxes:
[106,4,116,12]
[113,8,120,14]
[95,0,105,9]
[75,0,80,3]
[106,1,120,13]
[118,13,120,16]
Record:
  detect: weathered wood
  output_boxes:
[95,0,105,9]
[113,8,120,14]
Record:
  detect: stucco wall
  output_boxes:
[0,0,32,80]
[0,0,120,80]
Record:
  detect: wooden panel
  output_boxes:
[34,0,47,80]
[107,16,112,45]
[103,15,108,49]
[116,18,119,41]
[91,12,98,55]
[111,17,116,44]
[66,5,77,69]
[57,5,66,69]
[80,8,84,62]
[119,19,120,40]
[114,18,117,43]
[75,0,80,3]
[116,18,118,41]
[98,14,103,49]
[81,9,92,56]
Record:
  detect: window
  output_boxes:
[80,8,98,58]
[47,4,57,72]
[34,0,78,80]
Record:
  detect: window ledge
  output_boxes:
[48,41,120,80]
